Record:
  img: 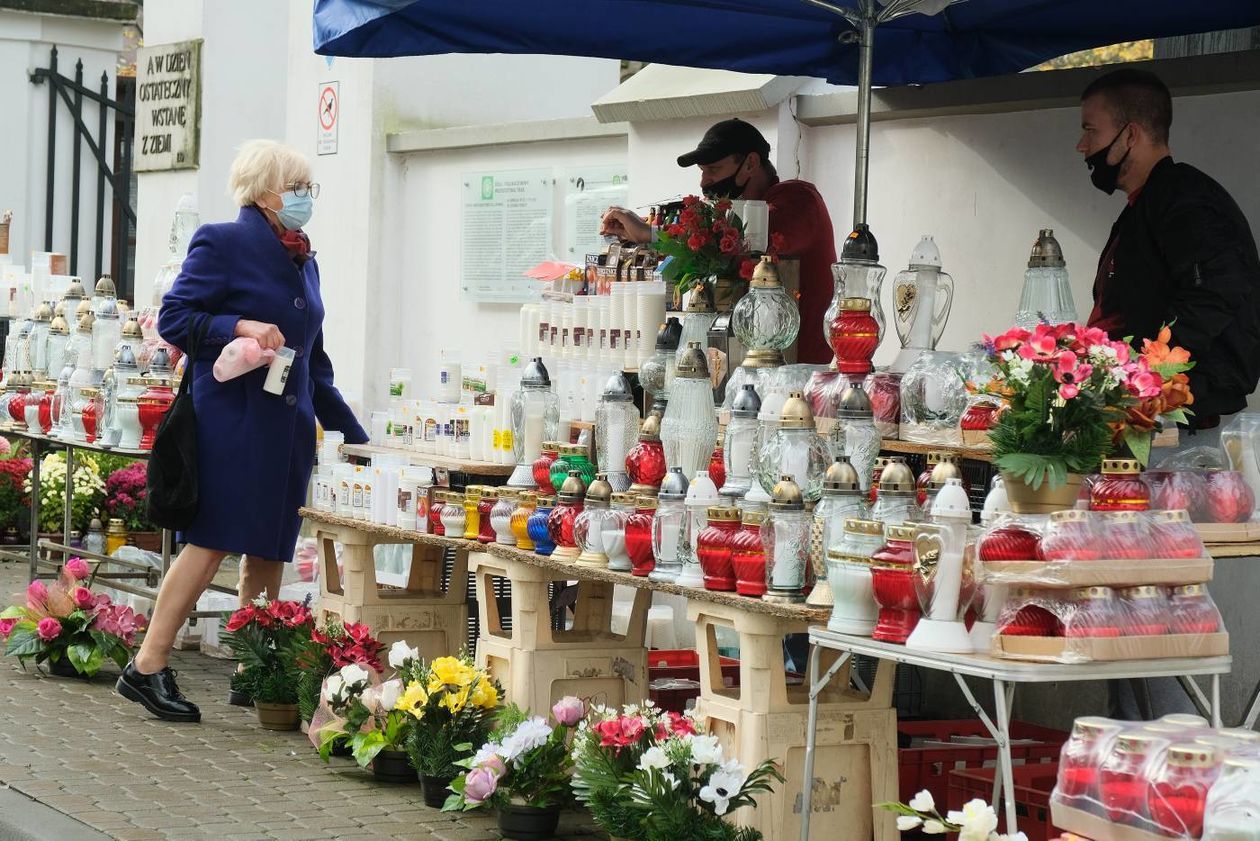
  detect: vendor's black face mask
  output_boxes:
[703,155,749,200]
[1085,124,1131,195]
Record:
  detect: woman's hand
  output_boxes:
[234,319,286,350]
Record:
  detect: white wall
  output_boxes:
[0,10,123,276]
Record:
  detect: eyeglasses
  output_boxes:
[287,182,321,199]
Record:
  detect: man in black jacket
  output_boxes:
[1078,68,1260,444]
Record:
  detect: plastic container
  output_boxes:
[262,346,295,395]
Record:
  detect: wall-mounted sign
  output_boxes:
[317,81,339,156]
[134,39,202,172]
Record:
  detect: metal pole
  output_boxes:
[44,47,58,252]
[28,438,41,581]
[95,71,108,281]
[63,446,74,550]
[852,1,875,229]
[70,59,83,275]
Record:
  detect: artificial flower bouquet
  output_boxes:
[103,461,153,532]
[24,451,105,534]
[975,322,1193,488]
[0,448,32,532]
[880,789,1027,840]
[653,196,750,296]
[220,597,314,705]
[571,702,781,840]
[296,619,385,723]
[0,557,146,677]
[311,662,412,769]
[444,696,586,812]
[389,648,501,782]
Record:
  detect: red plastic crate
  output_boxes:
[647,649,741,713]
[948,764,1064,841]
[898,720,1068,806]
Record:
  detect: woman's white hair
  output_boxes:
[227,139,311,207]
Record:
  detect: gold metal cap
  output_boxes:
[480,488,499,500]
[77,311,95,333]
[95,274,116,297]
[76,298,93,319]
[885,523,919,542]
[823,456,861,492]
[676,341,710,379]
[464,486,482,501]
[1103,511,1142,525]
[610,492,637,507]
[48,315,70,335]
[929,454,964,485]
[684,283,715,313]
[585,474,614,506]
[845,518,884,537]
[1153,509,1192,525]
[1074,717,1124,738]
[536,495,557,507]
[542,441,561,453]
[878,457,916,493]
[1167,745,1217,769]
[638,411,662,441]
[750,255,780,289]
[770,475,805,510]
[1073,586,1113,601]
[558,470,588,502]
[706,506,741,522]
[1173,583,1206,597]
[839,297,873,312]
[1116,732,1167,753]
[1102,458,1141,475]
[778,391,815,429]
[741,510,768,526]
[122,318,143,339]
[65,278,87,299]
[1120,585,1162,600]
[32,302,53,321]
[1050,509,1089,524]
[635,495,659,511]
[516,492,536,504]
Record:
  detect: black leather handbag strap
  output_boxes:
[177,314,211,399]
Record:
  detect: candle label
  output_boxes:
[538,322,549,344]
[352,484,363,508]
[455,418,470,443]
[423,419,437,443]
[501,430,513,452]
[363,484,373,511]
[339,483,350,507]
[599,328,608,351]
[397,488,412,513]
[573,326,585,349]
[492,430,502,450]
[610,329,621,350]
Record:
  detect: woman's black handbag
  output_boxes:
[146,316,209,531]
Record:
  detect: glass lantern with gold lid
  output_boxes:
[871,456,923,525]
[626,409,667,495]
[662,342,719,483]
[638,317,682,415]
[731,255,800,369]
[28,302,53,378]
[808,455,870,608]
[508,357,560,489]
[43,308,71,384]
[756,391,831,503]
[574,473,617,568]
[762,474,811,604]
[547,470,587,561]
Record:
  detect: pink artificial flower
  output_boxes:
[64,557,90,580]
[0,617,17,638]
[0,437,10,456]
[463,766,500,804]
[1051,351,1092,391]
[1058,383,1080,400]
[26,580,48,609]
[1078,326,1110,348]
[36,617,62,642]
[551,696,585,727]
[72,587,95,610]
[988,327,1029,352]
[1109,340,1132,364]
[1017,325,1060,362]
[1128,369,1163,399]
[478,754,506,778]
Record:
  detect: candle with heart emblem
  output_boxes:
[906,479,974,653]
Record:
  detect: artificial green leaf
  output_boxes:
[67,642,94,673]
[351,731,387,768]
[5,628,43,658]
[1,605,26,620]
[1124,429,1152,467]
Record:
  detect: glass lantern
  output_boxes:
[756,391,831,502]
[890,235,955,374]
[28,303,52,378]
[675,469,720,588]
[527,495,557,556]
[731,255,800,368]
[808,456,870,608]
[93,299,122,373]
[720,383,762,501]
[676,287,718,368]
[761,475,810,604]
[9,317,33,375]
[638,317,681,414]
[550,443,595,492]
[697,506,742,591]
[626,410,667,495]
[828,298,880,376]
[826,223,887,345]
[43,313,71,384]
[731,510,768,596]
[439,493,467,537]
[899,350,968,445]
[491,490,518,545]
[511,492,537,551]
[1015,229,1077,328]
[575,474,616,568]
[508,358,560,488]
[532,442,561,493]
[595,371,639,493]
[606,492,637,572]
[661,342,718,482]
[826,518,885,634]
[477,489,498,544]
[626,495,659,577]
[871,457,923,525]
[547,470,587,560]
[650,467,690,583]
[708,427,726,491]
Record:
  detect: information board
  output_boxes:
[562,166,629,261]
[460,169,553,302]
[134,40,201,171]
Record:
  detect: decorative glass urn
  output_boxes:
[890,236,955,374]
[899,351,968,446]
[731,255,800,368]
[677,286,718,368]
[826,223,887,346]
[595,371,639,493]
[661,342,718,483]
[650,467,690,584]
[756,391,831,502]
[1015,228,1077,329]
[761,475,810,604]
[508,357,560,488]
[43,311,71,384]
[870,456,923,525]
[808,455,870,608]
[547,470,587,560]
[720,383,761,501]
[638,317,682,414]
[626,410,667,495]
[829,379,881,494]
[92,278,122,373]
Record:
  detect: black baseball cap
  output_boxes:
[677,118,772,167]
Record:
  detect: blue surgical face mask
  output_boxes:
[272,190,313,230]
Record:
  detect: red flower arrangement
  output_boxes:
[310,620,385,672]
[104,461,152,532]
[653,196,749,295]
[221,597,315,705]
[0,454,32,531]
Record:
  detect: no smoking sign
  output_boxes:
[317,81,339,155]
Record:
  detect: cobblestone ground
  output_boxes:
[0,560,605,841]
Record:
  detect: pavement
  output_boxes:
[0,560,605,841]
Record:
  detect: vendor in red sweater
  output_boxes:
[600,118,838,364]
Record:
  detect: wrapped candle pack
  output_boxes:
[213,336,276,382]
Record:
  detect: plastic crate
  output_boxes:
[948,764,1063,841]
[648,649,740,713]
[897,720,1068,805]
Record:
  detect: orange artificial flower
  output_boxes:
[1141,326,1191,367]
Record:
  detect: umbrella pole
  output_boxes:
[852,2,875,229]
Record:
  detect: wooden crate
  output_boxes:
[315,521,468,660]
[688,602,899,841]
[469,550,651,713]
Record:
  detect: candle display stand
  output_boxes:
[468,548,651,714]
[314,514,469,657]
[688,600,898,841]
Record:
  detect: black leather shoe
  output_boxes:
[116,661,201,722]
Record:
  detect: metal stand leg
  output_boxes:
[62,446,74,554]
[992,679,1018,834]
[1177,675,1213,720]
[1212,673,1222,729]
[27,438,41,581]
[800,646,851,841]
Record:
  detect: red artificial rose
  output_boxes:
[224,606,255,632]
[769,231,786,254]
[739,258,756,279]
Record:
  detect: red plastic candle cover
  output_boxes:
[532,448,558,493]
[730,521,767,597]
[546,500,583,550]
[1147,471,1208,522]
[870,533,919,643]
[82,399,99,444]
[1168,585,1221,635]
[1120,587,1171,637]
[1041,516,1102,561]
[1147,749,1220,837]
[707,445,726,493]
[828,307,879,375]
[1090,464,1151,512]
[625,506,657,577]
[626,439,667,490]
[1066,589,1122,638]
[1205,470,1256,523]
[978,526,1043,562]
[961,402,999,431]
[477,497,497,544]
[697,519,740,591]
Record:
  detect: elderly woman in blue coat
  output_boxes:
[116,140,367,722]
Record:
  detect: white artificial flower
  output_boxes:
[387,640,419,670]
[995,833,1028,841]
[947,799,999,841]
[339,663,370,686]
[896,816,923,831]
[699,766,746,816]
[638,747,671,772]
[378,678,403,710]
[501,717,552,760]
[251,596,269,608]
[688,734,723,766]
[659,770,678,790]
[470,741,503,768]
[908,790,935,813]
[322,674,344,702]
[922,820,948,834]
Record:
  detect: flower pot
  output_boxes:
[1001,470,1085,514]
[371,749,416,784]
[128,530,163,553]
[712,276,744,312]
[47,656,88,679]
[254,702,300,731]
[420,774,453,808]
[497,803,561,840]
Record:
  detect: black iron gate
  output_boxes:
[30,46,136,299]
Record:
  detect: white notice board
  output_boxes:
[563,166,629,260]
[461,170,553,303]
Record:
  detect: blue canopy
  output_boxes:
[312,0,1260,86]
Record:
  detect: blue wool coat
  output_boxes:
[158,206,368,561]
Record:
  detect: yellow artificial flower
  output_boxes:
[397,680,429,719]
[429,656,467,687]
[470,677,499,710]
[440,683,471,714]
